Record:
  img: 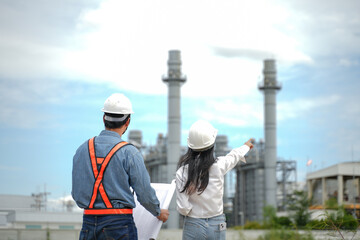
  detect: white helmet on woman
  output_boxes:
[187,120,218,151]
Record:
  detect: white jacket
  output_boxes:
[176,145,249,218]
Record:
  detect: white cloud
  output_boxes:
[338,58,360,67]
[278,0,360,58]
[0,0,358,91]
[0,0,101,81]
[278,95,340,121]
[1,0,357,100]
[181,92,342,130]
[61,0,314,97]
[192,94,342,129]
[192,97,264,127]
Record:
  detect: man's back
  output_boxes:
[72,130,160,215]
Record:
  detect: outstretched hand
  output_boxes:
[245,138,255,149]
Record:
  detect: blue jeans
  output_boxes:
[182,214,226,240]
[79,214,138,240]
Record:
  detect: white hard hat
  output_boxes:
[101,93,134,114]
[187,120,218,151]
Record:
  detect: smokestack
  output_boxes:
[162,50,186,228]
[258,59,281,208]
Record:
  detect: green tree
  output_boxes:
[288,190,311,228]
[263,205,277,229]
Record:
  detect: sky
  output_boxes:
[0,0,359,203]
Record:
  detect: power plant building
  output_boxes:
[307,162,360,216]
[0,194,82,240]
[0,52,299,236]
[137,57,297,227]
[232,60,298,225]
[232,141,297,225]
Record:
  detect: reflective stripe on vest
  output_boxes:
[84,208,133,215]
[87,137,129,211]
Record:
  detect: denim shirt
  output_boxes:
[72,130,160,217]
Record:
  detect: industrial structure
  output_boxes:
[162,50,186,228]
[259,59,282,208]
[0,53,301,236]
[231,59,297,225]
[233,140,265,225]
[0,194,82,240]
[276,160,297,211]
[307,162,360,217]
[232,140,297,225]
[142,57,298,227]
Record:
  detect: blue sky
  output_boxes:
[0,0,359,201]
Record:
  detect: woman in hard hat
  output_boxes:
[176,120,253,240]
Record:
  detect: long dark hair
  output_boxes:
[177,146,216,195]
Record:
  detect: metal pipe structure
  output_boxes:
[258,59,281,208]
[162,50,186,228]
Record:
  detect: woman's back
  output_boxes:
[176,145,249,218]
[175,119,253,240]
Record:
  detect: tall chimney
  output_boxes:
[162,50,186,228]
[258,59,281,208]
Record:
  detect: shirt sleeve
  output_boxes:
[175,167,193,216]
[127,149,161,217]
[217,145,250,175]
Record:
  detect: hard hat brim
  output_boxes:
[101,108,134,114]
[188,143,215,152]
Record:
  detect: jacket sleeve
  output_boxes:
[176,166,192,216]
[217,145,250,175]
[128,150,161,217]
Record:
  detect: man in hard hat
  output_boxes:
[72,93,169,240]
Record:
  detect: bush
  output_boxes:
[306,219,325,230]
[257,229,314,240]
[241,216,293,230]
[274,216,293,229]
[243,221,263,229]
[307,208,359,231]
[326,209,359,230]
[340,213,359,230]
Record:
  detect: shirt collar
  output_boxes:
[99,129,122,139]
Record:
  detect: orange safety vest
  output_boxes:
[84,137,133,215]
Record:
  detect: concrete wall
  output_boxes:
[0,229,78,240]
[158,229,359,240]
[1,229,359,240]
